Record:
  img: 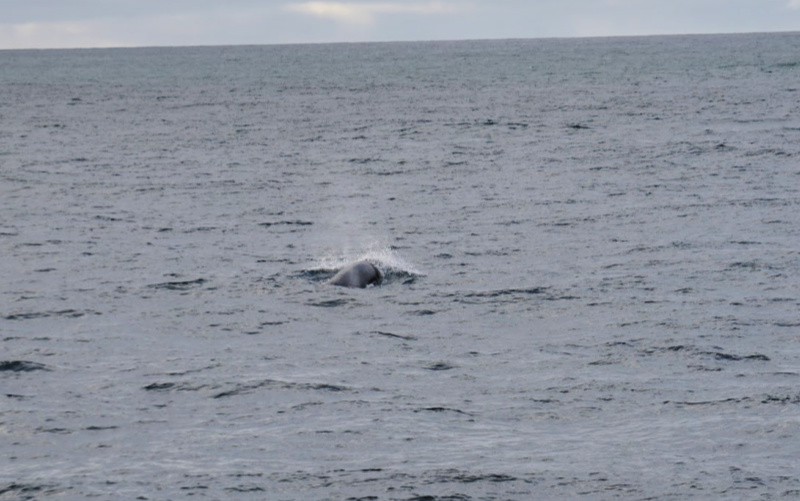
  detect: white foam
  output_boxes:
[312,243,423,276]
[358,245,423,275]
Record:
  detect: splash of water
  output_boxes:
[312,242,422,276]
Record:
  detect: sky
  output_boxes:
[1,0,799,50]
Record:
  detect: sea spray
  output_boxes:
[312,242,423,277]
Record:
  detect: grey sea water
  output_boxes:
[2,32,800,500]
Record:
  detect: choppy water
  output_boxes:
[2,32,800,500]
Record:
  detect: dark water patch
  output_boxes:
[144,382,177,391]
[290,401,324,412]
[298,268,336,282]
[588,359,617,366]
[383,269,419,286]
[613,343,771,366]
[148,278,207,291]
[0,483,60,500]
[445,118,500,129]
[94,214,124,222]
[415,407,473,416]
[85,425,119,431]
[165,364,222,377]
[668,397,750,407]
[605,340,635,347]
[348,157,380,164]
[703,351,770,362]
[424,362,456,371]
[639,344,689,355]
[406,496,472,501]
[181,484,209,491]
[451,287,555,305]
[411,309,437,316]
[435,472,519,484]
[0,360,50,372]
[226,485,266,493]
[37,427,71,434]
[567,122,590,130]
[257,468,540,498]
[309,298,352,308]
[545,294,580,302]
[213,379,350,398]
[258,220,314,228]
[544,219,581,228]
[672,393,800,406]
[665,345,687,352]
[184,226,218,233]
[15,242,44,247]
[4,309,96,320]
[370,331,418,341]
[761,394,800,404]
[464,287,549,298]
[734,197,791,208]
[369,168,409,176]
[688,365,724,372]
[728,261,766,271]
[307,383,349,392]
[143,382,208,392]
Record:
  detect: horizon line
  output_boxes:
[1,29,797,53]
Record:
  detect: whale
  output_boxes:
[329,261,382,288]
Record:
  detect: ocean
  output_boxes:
[2,32,800,500]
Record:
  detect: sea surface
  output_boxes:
[2,32,800,500]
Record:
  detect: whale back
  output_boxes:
[329,261,382,288]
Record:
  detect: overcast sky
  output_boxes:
[1,0,799,49]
